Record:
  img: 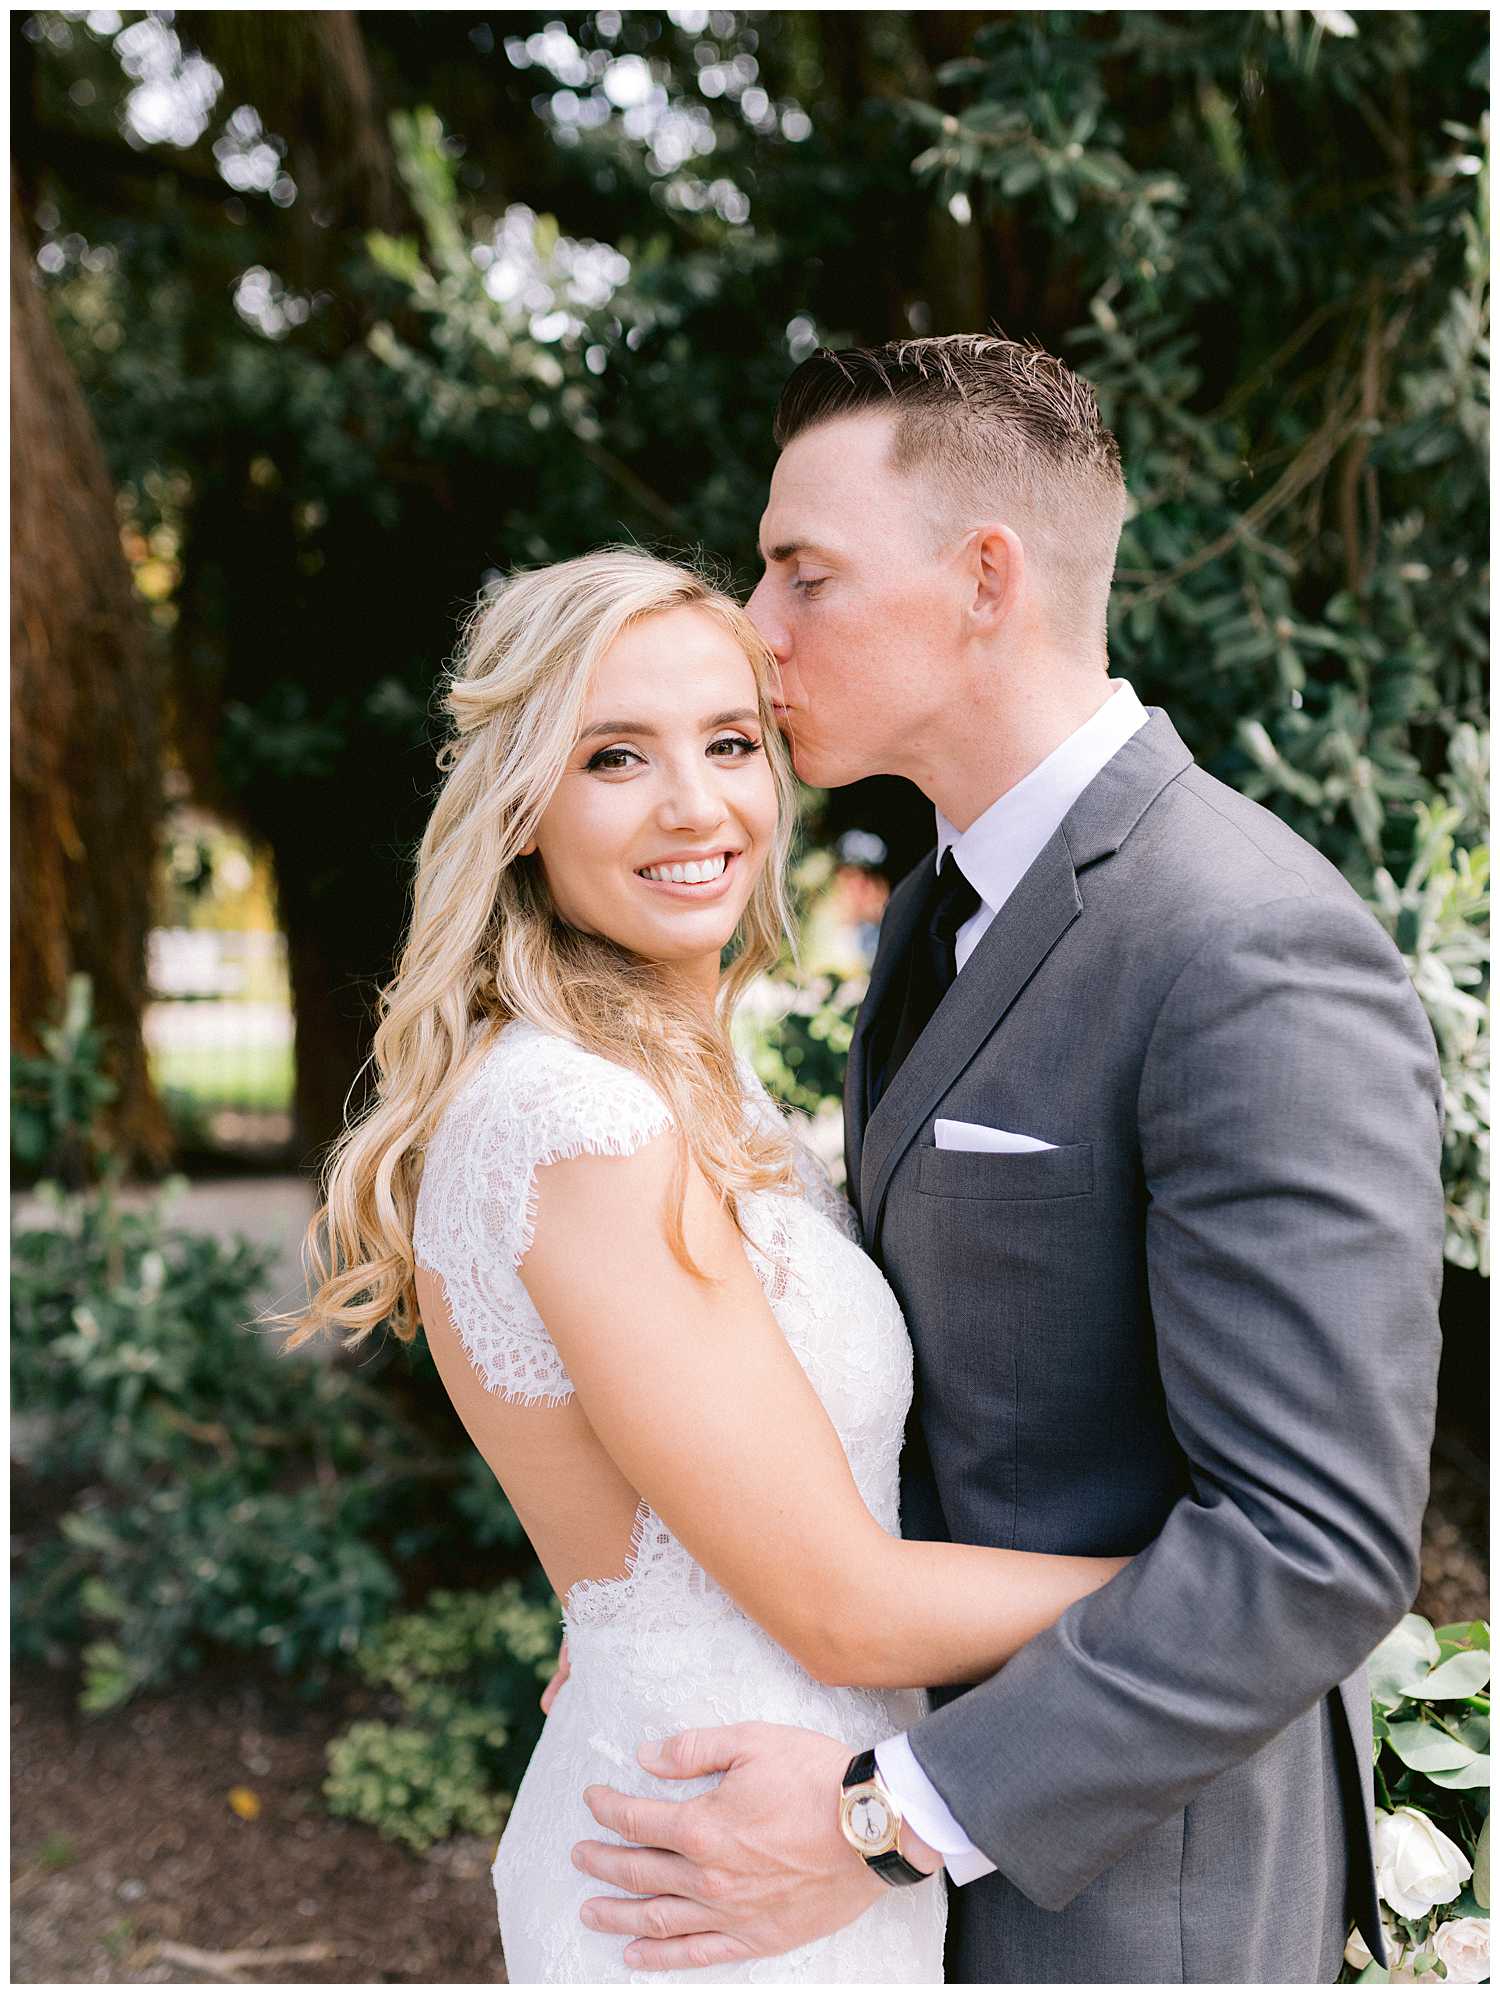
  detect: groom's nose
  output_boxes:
[745,577,789,662]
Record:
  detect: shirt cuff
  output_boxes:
[874,1732,998,1886]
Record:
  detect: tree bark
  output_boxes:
[170,12,420,1162]
[10,169,172,1172]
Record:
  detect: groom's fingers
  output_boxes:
[581,1783,705,1856]
[572,1839,701,1899]
[623,1932,759,1972]
[579,1889,713,1940]
[640,1722,758,1779]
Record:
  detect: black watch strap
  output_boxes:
[841,1749,933,1887]
[842,1747,879,1790]
[868,1846,933,1886]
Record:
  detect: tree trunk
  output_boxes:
[10,170,172,1172]
[187,10,416,324]
[167,11,417,1163]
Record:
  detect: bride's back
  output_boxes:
[411,1015,914,1630]
[412,1018,678,1610]
[415,1264,644,1609]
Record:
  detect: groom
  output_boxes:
[570,334,1445,1980]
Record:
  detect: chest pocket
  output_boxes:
[916,1140,1094,1203]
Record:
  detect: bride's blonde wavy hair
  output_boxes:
[268,546,803,1356]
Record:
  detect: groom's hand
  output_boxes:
[571,1722,940,1972]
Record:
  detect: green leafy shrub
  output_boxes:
[324,1583,559,1850]
[10,979,483,1709]
[11,1165,415,1707]
[740,974,865,1122]
[1367,736,1490,1273]
[11,971,119,1185]
[1341,1613,1491,1980]
[59,1477,403,1712]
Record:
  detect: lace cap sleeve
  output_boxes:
[413,1021,674,1405]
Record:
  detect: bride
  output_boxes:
[279,548,1129,1983]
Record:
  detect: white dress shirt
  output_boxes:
[873,678,1150,1886]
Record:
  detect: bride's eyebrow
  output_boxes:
[577,707,760,742]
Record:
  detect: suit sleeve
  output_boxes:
[875,1732,998,1883]
[902,892,1445,1911]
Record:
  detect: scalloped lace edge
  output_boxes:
[515,1110,675,1286]
[413,1258,579,1411]
[562,1492,655,1622]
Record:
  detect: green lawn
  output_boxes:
[150,1042,295,1112]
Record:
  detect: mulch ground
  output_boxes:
[12,1452,1485,1986]
[10,1663,509,1985]
[1415,1443,1489,1632]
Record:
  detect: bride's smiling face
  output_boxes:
[523,604,778,978]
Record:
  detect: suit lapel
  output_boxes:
[852,706,1196,1250]
[859,832,1083,1247]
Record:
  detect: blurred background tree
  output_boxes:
[13,6,1486,1264]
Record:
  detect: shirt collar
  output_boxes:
[933,680,1150,908]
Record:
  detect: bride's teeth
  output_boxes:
[640,854,728,884]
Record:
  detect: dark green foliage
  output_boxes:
[324,1583,559,1850]
[10,980,533,1712]
[11,973,120,1186]
[11,1151,405,1707]
[12,986,564,1851]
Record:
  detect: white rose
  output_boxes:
[1432,1916,1490,1985]
[1374,1806,1473,1920]
[1344,1925,1377,1971]
[1345,1912,1405,1973]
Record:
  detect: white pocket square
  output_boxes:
[934,1117,1058,1155]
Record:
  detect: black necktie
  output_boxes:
[871,850,983,1110]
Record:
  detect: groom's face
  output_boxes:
[746,411,962,789]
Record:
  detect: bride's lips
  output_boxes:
[633,849,742,901]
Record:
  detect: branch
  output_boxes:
[1116,300,1415,610]
[31,121,232,212]
[145,1939,346,1983]
[1337,288,1386,596]
[1114,386,1361,606]
[575,437,686,533]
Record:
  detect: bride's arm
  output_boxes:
[518,1130,1128,1692]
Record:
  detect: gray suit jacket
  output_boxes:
[844,709,1444,1983]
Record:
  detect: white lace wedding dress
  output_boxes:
[413,1017,948,1984]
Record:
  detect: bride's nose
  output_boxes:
[655,757,728,834]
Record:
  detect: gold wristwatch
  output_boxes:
[838,1749,933,1886]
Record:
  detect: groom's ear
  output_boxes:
[967,523,1025,632]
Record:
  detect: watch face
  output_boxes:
[845,1791,894,1852]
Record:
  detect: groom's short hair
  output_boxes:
[773,333,1127,654]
